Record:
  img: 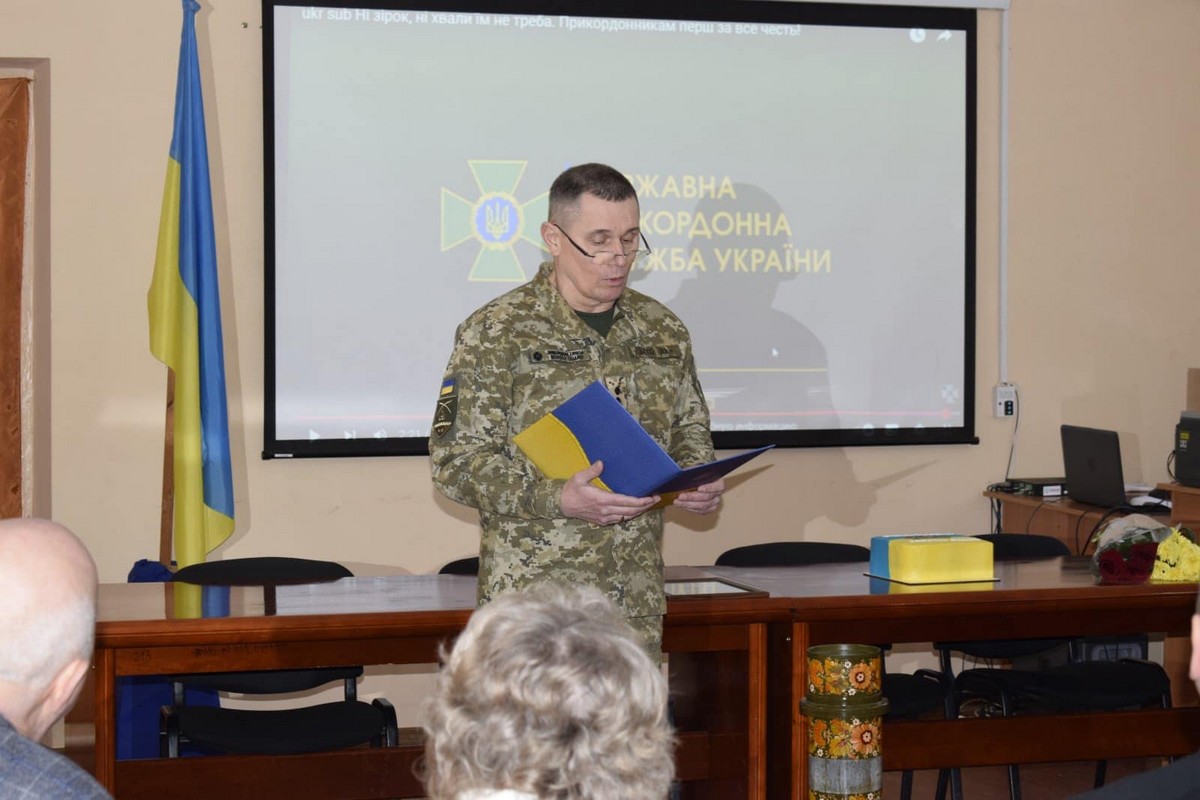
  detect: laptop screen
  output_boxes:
[1060,425,1126,508]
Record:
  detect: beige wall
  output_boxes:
[1,0,1198,589]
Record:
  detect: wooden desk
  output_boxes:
[95,564,1200,800]
[984,490,1172,555]
[706,560,1200,800]
[1158,482,1200,530]
[986,488,1197,706]
[94,571,782,800]
[1154,482,1200,707]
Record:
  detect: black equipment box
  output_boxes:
[1176,413,1200,488]
[1011,477,1067,497]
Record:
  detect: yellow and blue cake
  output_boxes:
[868,534,994,584]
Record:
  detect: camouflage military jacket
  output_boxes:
[429,262,715,619]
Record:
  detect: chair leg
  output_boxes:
[1160,690,1176,765]
[1007,763,1022,800]
[159,707,180,758]
[372,698,398,747]
[933,767,963,800]
[995,689,1023,800]
[900,769,913,800]
[1094,759,1107,788]
[930,767,964,800]
[936,668,963,800]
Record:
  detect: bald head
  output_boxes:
[0,518,97,693]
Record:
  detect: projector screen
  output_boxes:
[263,0,977,458]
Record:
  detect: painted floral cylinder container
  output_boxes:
[800,644,889,800]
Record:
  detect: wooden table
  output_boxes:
[985,488,1198,706]
[705,559,1200,800]
[94,570,785,800]
[983,490,1172,555]
[94,562,1200,800]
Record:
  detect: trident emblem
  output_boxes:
[484,199,511,241]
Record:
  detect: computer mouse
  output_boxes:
[1128,494,1172,508]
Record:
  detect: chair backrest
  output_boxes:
[438,556,480,576]
[976,533,1071,560]
[714,543,919,692]
[973,535,1149,667]
[715,541,870,568]
[938,535,1073,665]
[175,667,362,695]
[171,557,352,586]
[168,557,361,695]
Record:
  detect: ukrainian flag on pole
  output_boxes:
[148,0,234,568]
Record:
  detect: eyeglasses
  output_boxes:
[551,223,651,266]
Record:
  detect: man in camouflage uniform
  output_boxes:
[429,163,723,659]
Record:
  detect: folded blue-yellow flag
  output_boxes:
[514,381,773,497]
[148,0,234,568]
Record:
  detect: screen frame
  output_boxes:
[262,0,979,459]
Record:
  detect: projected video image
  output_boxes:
[265,1,975,456]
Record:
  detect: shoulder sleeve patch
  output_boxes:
[432,377,458,438]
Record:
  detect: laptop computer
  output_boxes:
[1060,424,1128,508]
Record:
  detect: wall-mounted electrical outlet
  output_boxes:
[993,384,1017,418]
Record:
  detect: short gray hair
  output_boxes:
[421,583,674,799]
[547,163,638,224]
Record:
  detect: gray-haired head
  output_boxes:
[548,163,638,225]
[0,518,97,689]
[421,582,674,799]
[0,517,98,741]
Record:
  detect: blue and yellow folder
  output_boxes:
[514,380,773,497]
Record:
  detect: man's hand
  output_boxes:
[560,461,658,526]
[672,477,725,515]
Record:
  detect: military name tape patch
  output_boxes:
[632,344,682,359]
[529,349,588,363]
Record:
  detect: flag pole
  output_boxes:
[148,0,235,570]
[159,371,176,566]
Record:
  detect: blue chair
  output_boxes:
[119,559,218,759]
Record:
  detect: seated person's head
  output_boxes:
[421,583,674,800]
[0,518,98,741]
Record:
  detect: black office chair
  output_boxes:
[715,541,959,800]
[438,556,480,576]
[936,534,1172,800]
[159,557,398,756]
[716,541,873,567]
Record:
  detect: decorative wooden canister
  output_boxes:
[800,644,889,800]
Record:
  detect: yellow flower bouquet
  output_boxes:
[1151,528,1200,581]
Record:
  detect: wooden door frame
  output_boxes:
[0,76,31,520]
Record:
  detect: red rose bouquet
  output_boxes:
[1088,515,1176,585]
